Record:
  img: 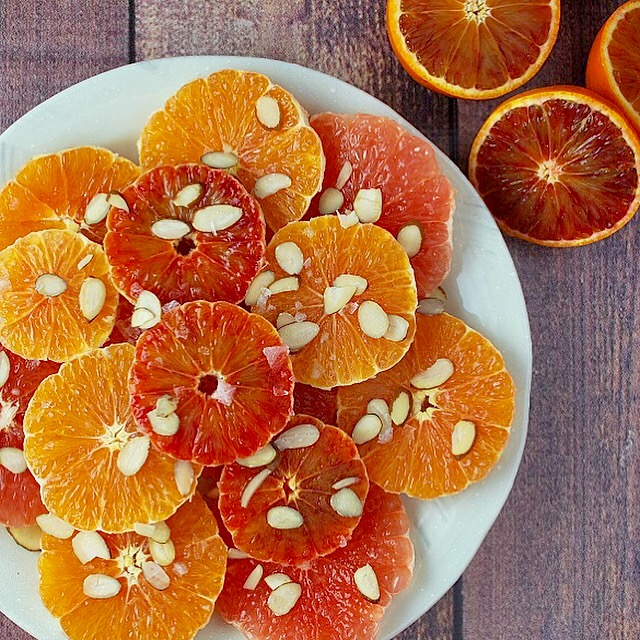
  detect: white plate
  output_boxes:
[0,56,532,640]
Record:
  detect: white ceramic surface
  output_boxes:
[0,56,532,640]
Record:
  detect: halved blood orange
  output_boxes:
[337,313,515,499]
[0,229,119,362]
[587,1,640,135]
[293,384,338,426]
[130,301,294,466]
[219,414,368,565]
[23,344,200,532]
[0,146,139,249]
[308,113,455,297]
[104,164,265,306]
[39,494,226,640]
[387,0,560,99]
[138,69,325,232]
[0,346,58,527]
[251,215,417,389]
[469,86,640,246]
[217,485,414,639]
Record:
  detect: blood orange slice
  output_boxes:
[0,146,139,249]
[39,494,227,640]
[250,215,417,389]
[217,485,414,639]
[104,164,265,306]
[23,344,199,532]
[219,414,368,565]
[469,86,640,246]
[130,301,294,466]
[293,384,338,425]
[138,69,324,232]
[308,113,455,296]
[337,313,515,499]
[105,297,143,346]
[0,346,58,527]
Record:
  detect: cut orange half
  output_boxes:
[387,0,560,99]
[469,86,640,246]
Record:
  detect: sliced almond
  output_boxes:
[367,398,392,433]
[148,410,180,436]
[79,277,106,321]
[358,301,389,339]
[332,476,361,491]
[134,522,157,538]
[411,358,454,389]
[452,420,477,457]
[318,187,344,215]
[172,183,203,207]
[193,204,243,233]
[397,224,423,258]
[391,391,411,426]
[241,468,272,508]
[274,424,320,450]
[324,285,357,315]
[0,447,26,474]
[201,151,238,169]
[354,564,380,602]
[0,352,9,388]
[275,242,304,275]
[245,271,276,306]
[333,274,368,295]
[228,548,250,560]
[106,191,129,212]
[174,460,194,497]
[256,95,281,129]
[243,564,263,590]
[351,414,383,445]
[330,488,363,518]
[417,297,445,316]
[266,506,304,530]
[254,173,292,199]
[278,321,319,352]
[155,395,178,418]
[267,581,302,616]
[237,444,277,468]
[353,188,382,223]
[131,308,156,330]
[36,514,74,540]
[276,312,296,329]
[337,210,359,228]
[149,538,176,566]
[83,574,121,599]
[35,274,67,297]
[7,525,42,552]
[264,573,292,590]
[150,521,171,544]
[335,161,353,190]
[269,276,299,294]
[429,287,447,302]
[142,561,171,591]
[132,290,162,329]
[77,254,94,270]
[151,218,191,240]
[84,193,110,225]
[384,315,410,342]
[117,436,150,477]
[137,290,162,317]
[72,531,111,565]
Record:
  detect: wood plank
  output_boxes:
[459,1,640,639]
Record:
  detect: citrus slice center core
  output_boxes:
[465,0,490,24]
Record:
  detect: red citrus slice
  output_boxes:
[219,414,368,565]
[105,297,143,346]
[293,384,338,425]
[217,485,414,639]
[308,113,455,297]
[104,164,265,306]
[130,301,294,466]
[0,346,58,527]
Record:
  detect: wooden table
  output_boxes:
[1,0,638,638]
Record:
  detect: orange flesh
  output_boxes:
[607,6,640,111]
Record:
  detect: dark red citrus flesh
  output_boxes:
[293,384,338,425]
[105,297,143,346]
[197,466,234,547]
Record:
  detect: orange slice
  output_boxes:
[251,215,417,388]
[23,344,200,532]
[469,86,640,246]
[0,146,139,249]
[587,1,640,135]
[219,414,369,566]
[0,229,118,362]
[138,69,325,232]
[293,384,338,426]
[387,0,560,99]
[39,494,226,640]
[337,313,515,499]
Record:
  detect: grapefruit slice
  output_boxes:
[217,485,414,639]
[337,313,515,498]
[469,86,640,246]
[293,384,338,425]
[219,414,368,565]
[308,113,455,296]
[23,344,200,532]
[130,301,294,466]
[39,494,227,640]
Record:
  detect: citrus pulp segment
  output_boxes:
[0,229,119,362]
[0,146,139,249]
[469,86,640,246]
[293,383,338,425]
[38,494,227,640]
[104,164,265,306]
[251,215,417,389]
[337,313,515,499]
[130,301,295,466]
[387,0,560,99]
[138,69,325,232]
[23,344,200,532]
[219,414,369,565]
[308,113,455,297]
[217,485,414,639]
